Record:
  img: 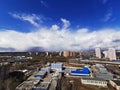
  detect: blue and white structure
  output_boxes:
[34,71,46,79]
[71,66,90,76]
[50,63,63,72]
[41,67,50,73]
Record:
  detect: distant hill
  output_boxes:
[0,47,16,52]
[0,47,47,52]
[25,47,46,52]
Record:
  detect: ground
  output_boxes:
[61,77,111,90]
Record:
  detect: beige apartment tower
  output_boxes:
[63,51,70,57]
[63,51,75,57]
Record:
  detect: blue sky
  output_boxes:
[0,0,120,51]
[1,0,120,31]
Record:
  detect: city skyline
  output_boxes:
[0,0,120,51]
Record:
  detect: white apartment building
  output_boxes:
[95,47,101,58]
[108,48,116,60]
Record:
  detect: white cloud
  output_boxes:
[61,18,70,29]
[0,18,120,51]
[102,7,113,22]
[10,13,41,27]
[103,12,112,22]
[51,24,60,31]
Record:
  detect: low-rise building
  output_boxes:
[51,63,63,72]
[94,72,113,80]
[16,78,40,90]
[81,78,108,87]
[70,66,90,76]
[93,64,113,80]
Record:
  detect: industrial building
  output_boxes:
[70,66,90,76]
[16,68,51,90]
[93,64,113,80]
[41,67,51,73]
[16,76,40,90]
[51,63,63,72]
[81,77,108,87]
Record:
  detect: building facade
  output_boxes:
[81,78,108,87]
[108,48,116,60]
[95,47,101,58]
[63,51,70,57]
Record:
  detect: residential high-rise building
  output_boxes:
[108,48,116,60]
[95,47,101,58]
[63,51,70,57]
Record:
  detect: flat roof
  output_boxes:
[16,80,34,89]
[82,77,107,82]
[34,71,46,76]
[34,82,50,89]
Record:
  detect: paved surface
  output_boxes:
[49,79,57,90]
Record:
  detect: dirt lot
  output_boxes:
[61,77,111,90]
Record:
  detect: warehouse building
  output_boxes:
[93,64,113,80]
[70,66,90,76]
[16,77,40,90]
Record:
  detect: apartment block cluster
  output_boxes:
[95,47,117,60]
[63,51,76,57]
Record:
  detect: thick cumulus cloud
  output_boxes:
[0,18,120,51]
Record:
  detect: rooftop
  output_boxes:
[34,82,50,89]
[82,77,107,82]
